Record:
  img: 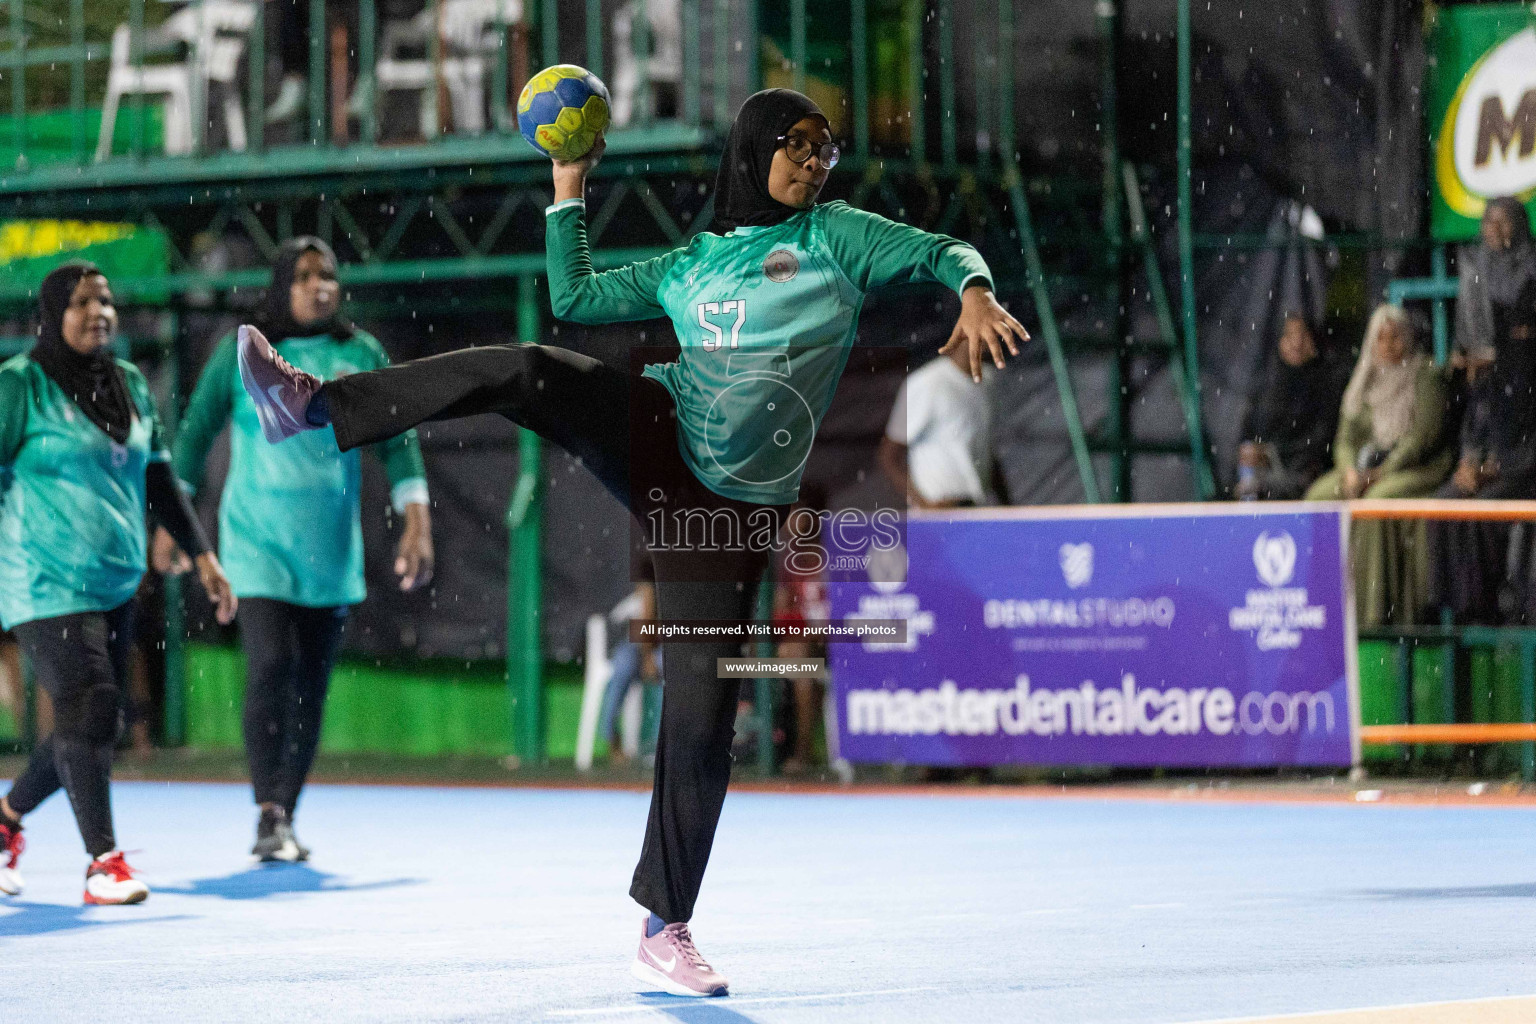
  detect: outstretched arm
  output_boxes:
[546,137,682,324]
[821,203,1029,381]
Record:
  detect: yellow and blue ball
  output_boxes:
[517,65,610,162]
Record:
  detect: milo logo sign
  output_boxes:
[1430,7,1536,239]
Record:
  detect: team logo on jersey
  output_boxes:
[763,249,799,283]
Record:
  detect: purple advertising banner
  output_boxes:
[827,506,1358,768]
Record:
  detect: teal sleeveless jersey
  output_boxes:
[0,355,169,628]
[546,199,992,505]
[173,330,428,608]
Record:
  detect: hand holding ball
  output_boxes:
[517,65,610,162]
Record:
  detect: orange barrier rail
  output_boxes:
[1361,724,1536,745]
[1347,499,1536,522]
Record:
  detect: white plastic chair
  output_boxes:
[610,0,681,127]
[369,0,521,137]
[96,0,256,161]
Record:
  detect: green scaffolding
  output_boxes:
[0,1,1222,763]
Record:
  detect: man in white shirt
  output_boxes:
[878,347,996,508]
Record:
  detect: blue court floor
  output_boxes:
[2,780,1535,1023]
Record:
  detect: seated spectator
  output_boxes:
[1428,197,1536,623]
[1306,306,1451,502]
[879,347,999,509]
[1444,197,1536,500]
[1307,304,1453,624]
[1235,312,1340,500]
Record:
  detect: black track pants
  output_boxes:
[239,598,348,817]
[6,602,135,858]
[323,343,783,922]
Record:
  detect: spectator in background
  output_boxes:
[1306,305,1452,623]
[1235,312,1339,500]
[598,550,660,766]
[1427,198,1536,623]
[879,346,998,508]
[1445,198,1536,500]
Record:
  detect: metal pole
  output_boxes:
[1430,245,1450,365]
[586,0,603,77]
[249,0,266,152]
[714,0,730,125]
[905,0,923,165]
[1100,0,1127,499]
[998,0,1014,161]
[790,0,806,94]
[635,1,652,127]
[682,0,700,127]
[1125,162,1216,499]
[507,275,545,764]
[191,0,207,154]
[1176,0,1200,415]
[9,0,22,169]
[428,0,442,138]
[744,0,760,94]
[1008,171,1101,503]
[131,0,145,159]
[938,0,955,170]
[972,7,989,156]
[162,309,186,746]
[851,0,868,156]
[541,0,558,68]
[491,0,508,132]
[309,0,327,144]
[71,0,85,162]
[359,0,377,143]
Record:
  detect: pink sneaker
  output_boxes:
[236,324,322,443]
[631,917,729,997]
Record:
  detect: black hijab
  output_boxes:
[710,89,828,233]
[32,261,133,445]
[253,236,355,345]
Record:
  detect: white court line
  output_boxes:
[1130,902,1186,910]
[1019,907,1077,915]
[548,986,940,1018]
[1166,991,1536,1024]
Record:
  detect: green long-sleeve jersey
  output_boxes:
[174,329,427,607]
[0,354,169,628]
[546,199,993,505]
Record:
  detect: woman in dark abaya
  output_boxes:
[1428,197,1536,623]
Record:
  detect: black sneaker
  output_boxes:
[252,806,301,863]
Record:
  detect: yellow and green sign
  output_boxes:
[1429,2,1536,240]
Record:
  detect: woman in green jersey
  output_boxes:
[163,237,434,863]
[0,262,236,905]
[236,89,1026,995]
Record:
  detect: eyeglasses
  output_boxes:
[777,134,841,168]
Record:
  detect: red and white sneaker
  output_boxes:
[631,917,730,997]
[0,821,23,896]
[84,851,149,905]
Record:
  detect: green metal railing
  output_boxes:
[1359,623,1536,781]
[1387,246,1455,365]
[0,0,1244,760]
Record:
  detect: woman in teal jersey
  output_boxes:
[236,89,1026,994]
[0,262,236,905]
[164,237,434,862]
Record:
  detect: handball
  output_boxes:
[517,64,611,162]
